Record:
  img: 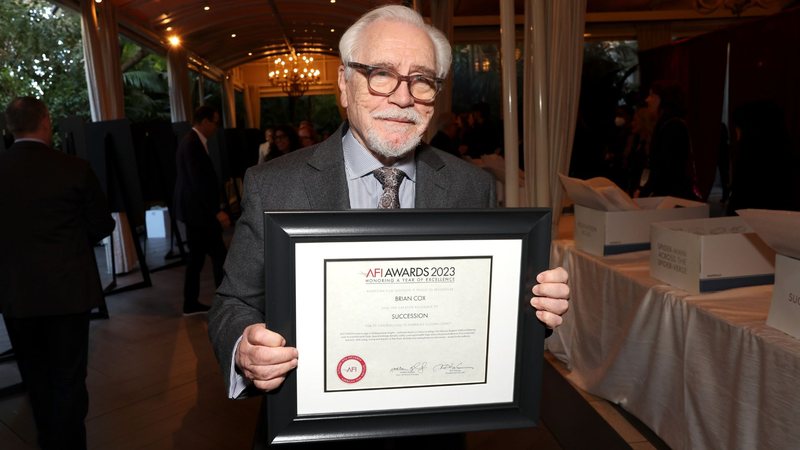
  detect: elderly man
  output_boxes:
[209,4,569,445]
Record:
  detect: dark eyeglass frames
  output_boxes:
[346,62,443,103]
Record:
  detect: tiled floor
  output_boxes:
[0,234,660,450]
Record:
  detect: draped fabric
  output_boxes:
[80,0,125,121]
[500,0,520,206]
[221,73,237,128]
[639,30,734,201]
[547,239,800,450]
[636,22,673,51]
[523,0,587,228]
[167,46,191,123]
[727,8,800,162]
[244,86,261,129]
[429,0,455,142]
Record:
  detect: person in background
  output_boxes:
[638,80,698,200]
[462,102,501,159]
[604,105,633,189]
[0,96,115,450]
[430,111,466,157]
[623,106,656,195]
[208,5,570,447]
[264,124,300,161]
[297,121,319,148]
[258,127,274,163]
[173,105,230,315]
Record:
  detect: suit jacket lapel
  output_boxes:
[302,124,351,210]
[415,145,448,208]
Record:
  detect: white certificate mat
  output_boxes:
[295,239,522,416]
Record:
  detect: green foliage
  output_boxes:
[580,41,640,132]
[452,44,502,116]
[0,0,89,120]
[120,36,170,122]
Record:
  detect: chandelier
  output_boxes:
[268,51,321,97]
[695,0,770,16]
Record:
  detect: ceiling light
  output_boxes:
[231,33,237,38]
[268,50,322,98]
[331,0,336,3]
[166,26,173,31]
[330,28,335,32]
[203,6,210,11]
[168,35,181,47]
[248,52,253,56]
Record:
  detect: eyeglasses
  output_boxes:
[346,62,443,103]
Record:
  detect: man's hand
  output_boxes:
[235,324,298,392]
[530,267,570,329]
[217,210,231,228]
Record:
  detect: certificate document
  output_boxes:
[324,257,492,391]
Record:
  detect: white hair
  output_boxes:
[339,4,452,78]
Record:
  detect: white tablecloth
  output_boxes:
[547,240,800,450]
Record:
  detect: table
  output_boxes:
[546,239,800,450]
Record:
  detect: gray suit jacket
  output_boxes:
[208,123,496,391]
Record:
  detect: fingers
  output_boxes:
[536,267,568,284]
[236,324,299,391]
[243,324,287,348]
[531,267,570,329]
[534,308,566,329]
[532,281,570,301]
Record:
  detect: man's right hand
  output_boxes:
[235,324,298,392]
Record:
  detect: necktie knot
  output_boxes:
[373,167,406,209]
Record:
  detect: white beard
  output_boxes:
[365,109,425,158]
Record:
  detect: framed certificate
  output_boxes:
[263,209,551,446]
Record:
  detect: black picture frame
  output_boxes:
[263,208,551,446]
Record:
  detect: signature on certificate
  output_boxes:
[389,362,427,375]
[433,362,475,374]
[390,361,476,375]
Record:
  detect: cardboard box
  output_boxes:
[574,197,709,256]
[650,216,775,293]
[145,208,171,239]
[767,254,800,339]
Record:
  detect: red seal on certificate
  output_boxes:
[336,355,366,383]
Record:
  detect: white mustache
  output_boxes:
[371,109,420,124]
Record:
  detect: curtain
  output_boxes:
[500,0,520,206]
[167,46,191,123]
[639,30,729,200]
[430,0,455,142]
[728,8,800,156]
[524,0,587,228]
[636,22,672,51]
[221,72,236,128]
[245,85,261,129]
[80,0,125,121]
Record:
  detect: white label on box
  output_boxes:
[767,254,800,339]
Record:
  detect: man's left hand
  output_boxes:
[530,267,570,329]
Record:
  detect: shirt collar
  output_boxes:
[192,127,209,152]
[14,137,49,146]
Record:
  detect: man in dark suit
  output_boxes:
[174,105,230,315]
[0,97,115,450]
[208,5,570,447]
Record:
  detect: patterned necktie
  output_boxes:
[373,167,406,209]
